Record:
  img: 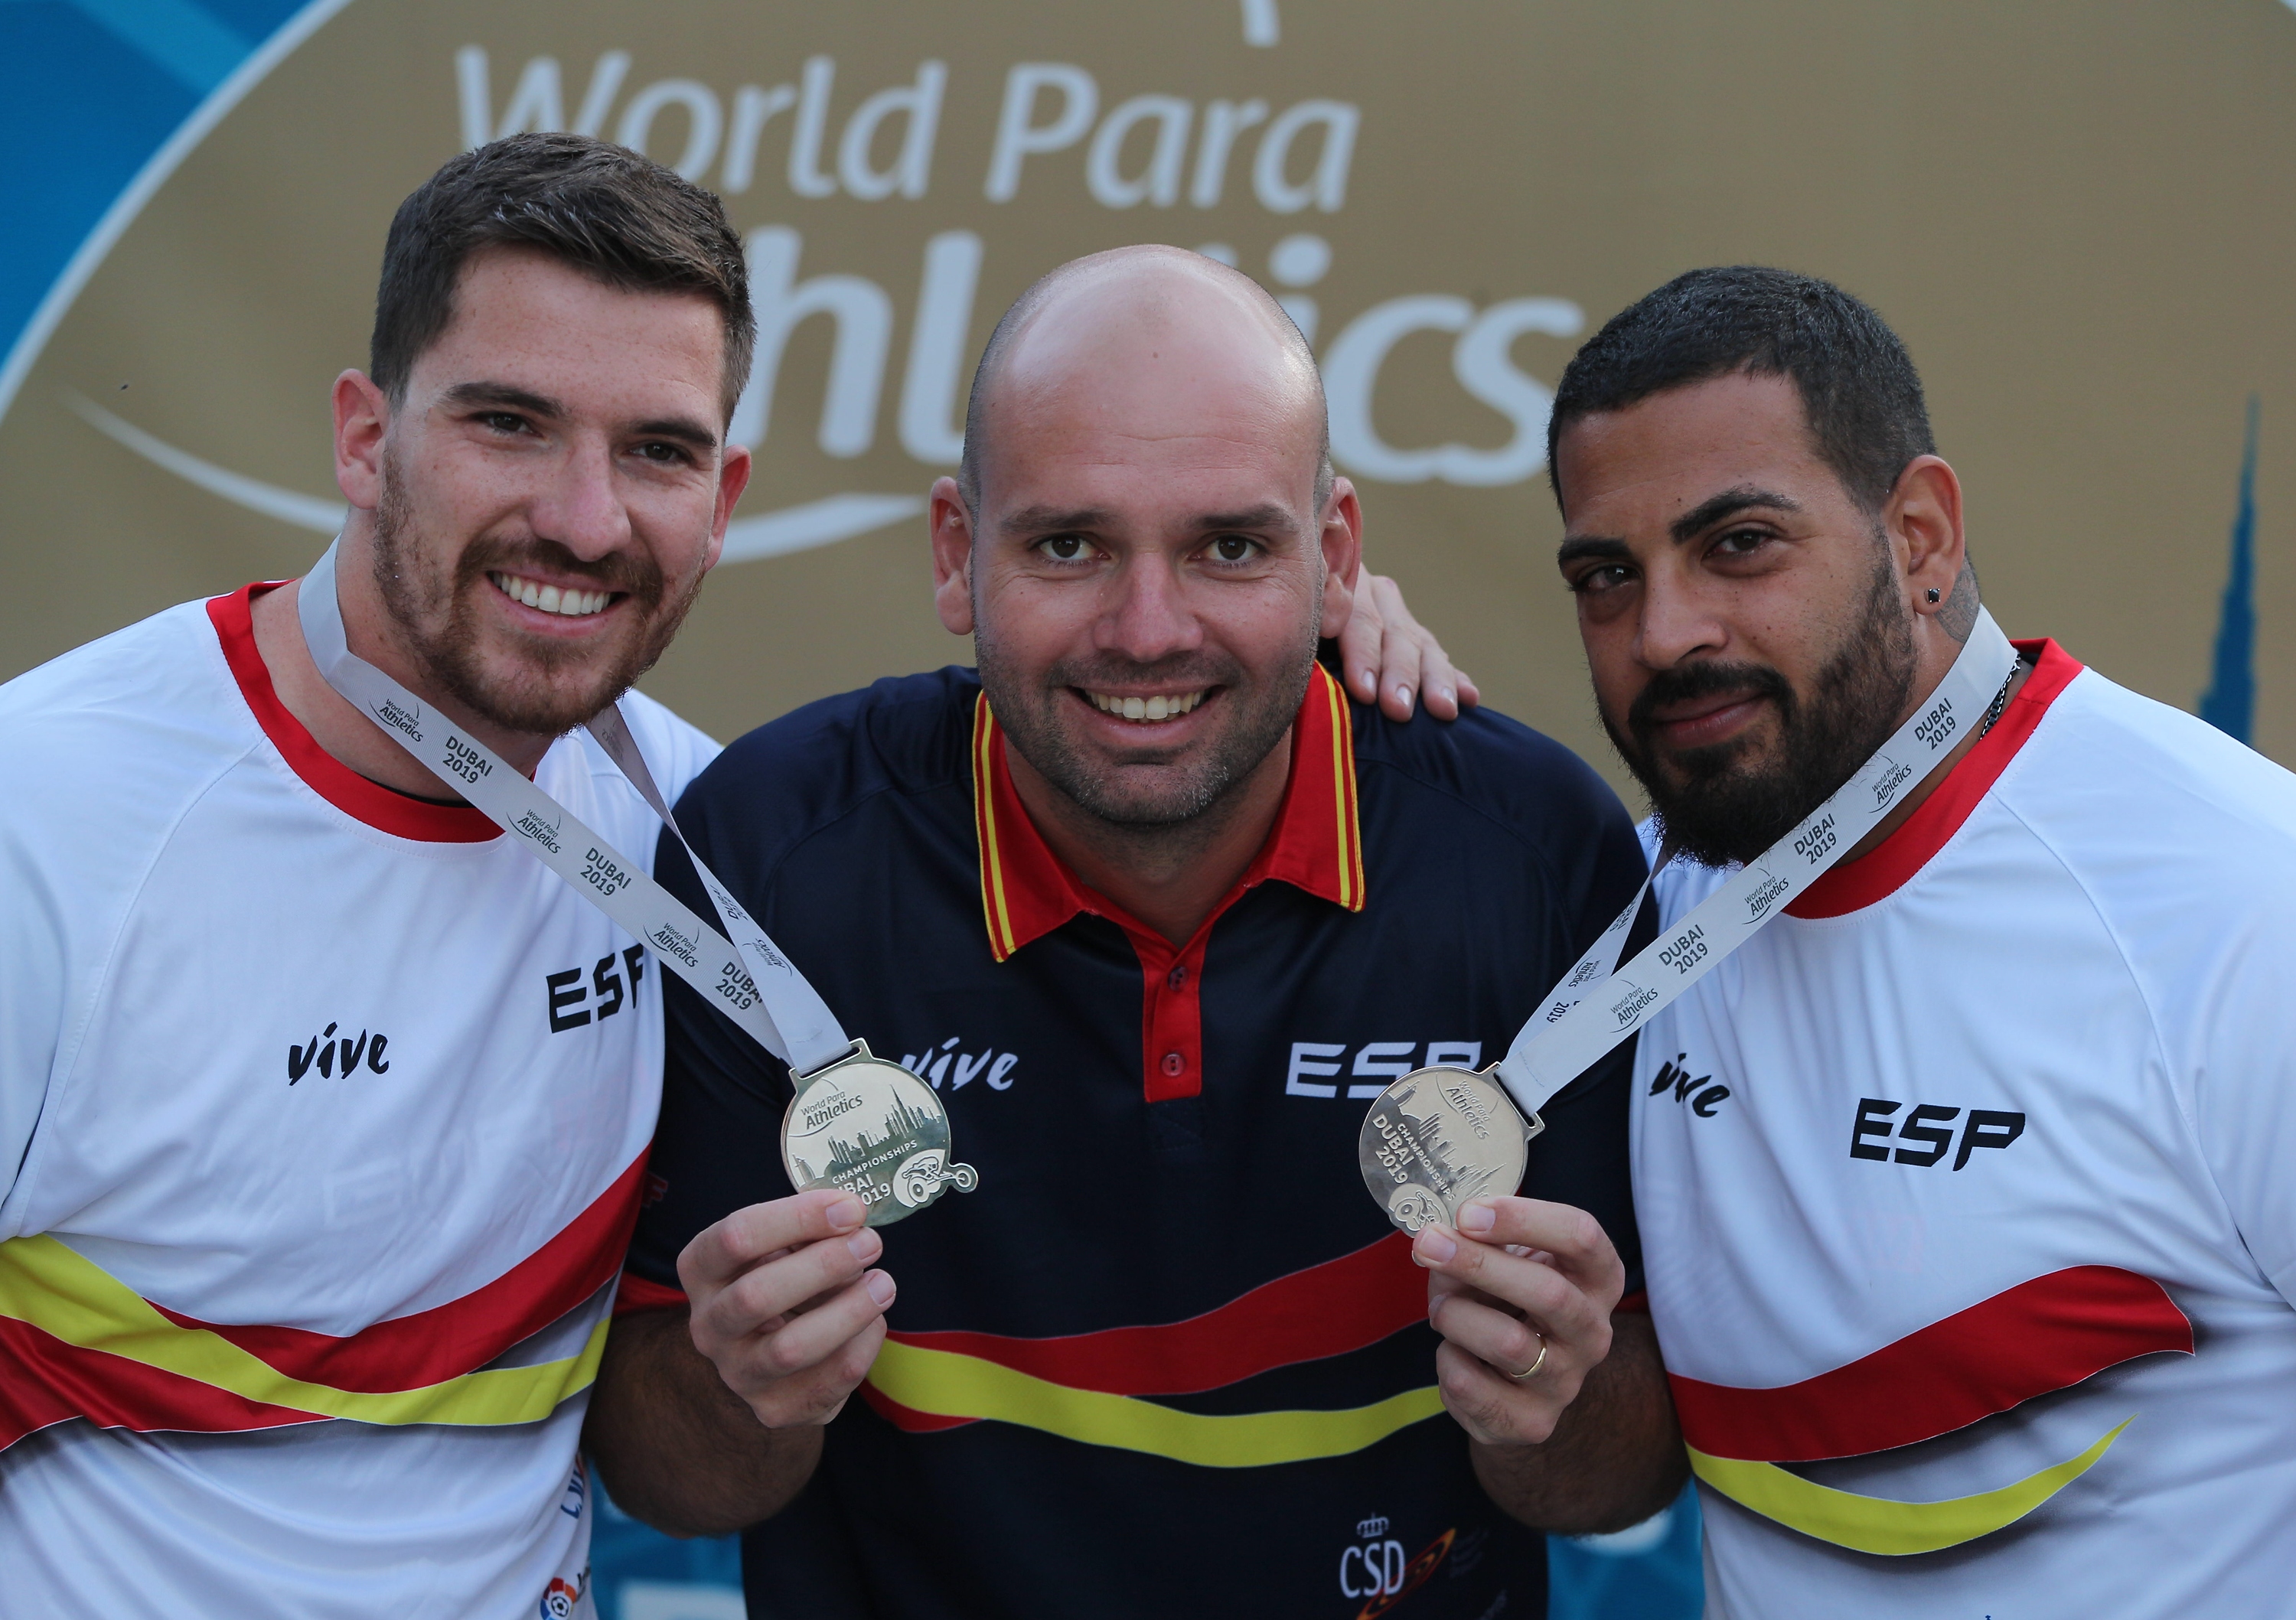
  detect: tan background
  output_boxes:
[5,0,2291,793]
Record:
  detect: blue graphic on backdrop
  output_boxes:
[0,6,1705,1618]
[2200,398,2261,744]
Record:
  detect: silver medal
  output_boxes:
[1356,1065,1538,1234]
[781,1041,980,1227]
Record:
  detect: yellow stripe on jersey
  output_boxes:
[1686,1418,2132,1556]
[973,694,1018,960]
[867,1337,1443,1468]
[0,1234,603,1427]
[1323,670,1358,910]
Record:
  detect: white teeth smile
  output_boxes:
[1087,689,1208,722]
[491,572,612,618]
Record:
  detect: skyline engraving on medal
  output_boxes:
[782,1044,979,1227]
[1357,1067,1529,1235]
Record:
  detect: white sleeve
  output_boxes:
[2184,895,2296,1308]
[0,806,67,1218]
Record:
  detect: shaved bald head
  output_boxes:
[957,245,1332,516]
[925,241,1363,865]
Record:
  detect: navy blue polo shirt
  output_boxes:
[625,660,1649,1620]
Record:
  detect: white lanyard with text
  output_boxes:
[1497,608,2019,1119]
[295,540,854,1078]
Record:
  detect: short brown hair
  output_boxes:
[370,132,754,421]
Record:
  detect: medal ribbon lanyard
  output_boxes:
[295,541,855,1078]
[1486,610,2020,1124]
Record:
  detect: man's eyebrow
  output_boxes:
[629,415,720,451]
[1668,486,1802,546]
[999,505,1113,533]
[439,383,718,451]
[439,381,566,419]
[1555,534,1632,569]
[1196,504,1300,534]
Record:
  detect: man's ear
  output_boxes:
[1318,476,1365,640]
[701,442,752,574]
[1887,455,1966,615]
[333,370,390,510]
[929,477,977,637]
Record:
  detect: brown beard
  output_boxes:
[1606,552,1917,868]
[368,455,704,735]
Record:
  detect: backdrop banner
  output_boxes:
[4,0,2290,777]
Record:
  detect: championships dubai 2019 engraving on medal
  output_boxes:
[781,1041,980,1227]
[1357,1066,1534,1234]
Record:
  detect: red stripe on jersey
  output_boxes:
[885,1230,1424,1396]
[208,582,501,843]
[140,1152,650,1393]
[614,1273,687,1318]
[1670,1265,2192,1462]
[0,1315,322,1450]
[1789,639,2082,918]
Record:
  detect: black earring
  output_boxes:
[1926,588,1942,604]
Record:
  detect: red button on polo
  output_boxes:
[1160,1051,1186,1077]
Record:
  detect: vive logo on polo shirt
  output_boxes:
[902,1035,1018,1092]
[1649,1051,1730,1117]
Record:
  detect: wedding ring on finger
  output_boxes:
[1506,1334,1548,1381]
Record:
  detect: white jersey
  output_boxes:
[1632,641,2296,1618]
[0,585,716,1618]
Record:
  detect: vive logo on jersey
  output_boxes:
[901,1035,1018,1092]
[369,694,422,743]
[1286,1041,1482,1099]
[546,944,648,1032]
[287,1022,390,1084]
[1742,859,1791,922]
[1649,1051,1730,1117]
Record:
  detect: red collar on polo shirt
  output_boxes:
[1786,637,2081,918]
[970,661,1367,1102]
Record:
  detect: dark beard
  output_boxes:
[977,614,1319,830]
[1606,558,1916,868]
[369,457,702,735]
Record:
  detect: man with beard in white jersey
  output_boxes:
[1545,265,2296,1616]
[0,134,1466,1616]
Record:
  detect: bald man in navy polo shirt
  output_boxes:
[585,246,1687,1618]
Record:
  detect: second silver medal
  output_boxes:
[1355,1065,1535,1234]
